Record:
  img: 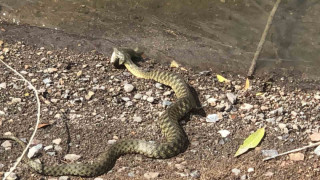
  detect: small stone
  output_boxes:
[309,133,320,141]
[163,91,172,96]
[314,145,320,156]
[108,139,117,144]
[155,83,163,89]
[52,138,62,145]
[121,97,130,102]
[44,145,53,151]
[134,93,142,99]
[247,168,254,173]
[44,68,58,73]
[54,145,63,151]
[76,71,82,77]
[133,116,142,123]
[43,78,52,85]
[27,144,43,158]
[0,82,6,89]
[147,97,154,103]
[226,93,237,104]
[260,106,269,111]
[162,100,172,106]
[206,114,220,123]
[0,110,5,116]
[218,130,230,138]
[64,154,81,161]
[58,176,70,180]
[264,172,274,177]
[11,98,21,104]
[278,123,287,129]
[175,163,185,170]
[261,149,278,157]
[289,152,304,161]
[240,175,247,180]
[314,94,320,100]
[85,91,95,100]
[190,170,200,179]
[240,103,253,111]
[207,98,217,106]
[1,140,12,150]
[128,172,135,177]
[2,47,10,53]
[94,178,103,180]
[231,168,241,176]
[144,172,160,179]
[124,84,134,93]
[4,172,17,180]
[291,111,298,117]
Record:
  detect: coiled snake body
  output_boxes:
[0,48,196,177]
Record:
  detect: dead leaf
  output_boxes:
[170,60,179,68]
[37,123,50,129]
[310,133,320,142]
[216,75,230,83]
[244,78,250,90]
[180,67,188,71]
[289,152,304,161]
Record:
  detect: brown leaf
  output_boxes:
[37,123,50,129]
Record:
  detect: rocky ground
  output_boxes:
[0,39,319,180]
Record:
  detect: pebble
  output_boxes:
[54,145,63,151]
[133,93,142,99]
[0,82,6,89]
[52,138,62,145]
[144,172,160,179]
[206,114,220,123]
[44,145,53,151]
[64,154,81,161]
[121,97,130,102]
[1,140,12,150]
[147,97,155,103]
[278,123,287,129]
[0,110,5,116]
[27,144,43,158]
[218,130,230,138]
[261,149,278,157]
[43,78,52,85]
[128,172,135,177]
[58,176,70,180]
[85,91,95,100]
[310,133,320,141]
[240,175,247,180]
[314,145,320,156]
[162,100,172,106]
[44,68,58,73]
[231,168,241,176]
[108,139,117,144]
[124,84,134,92]
[11,98,21,104]
[155,83,163,89]
[264,171,274,177]
[94,178,103,180]
[226,93,237,104]
[240,103,253,110]
[190,170,201,179]
[289,152,304,161]
[133,116,142,123]
[247,168,254,173]
[4,172,17,180]
[163,91,172,96]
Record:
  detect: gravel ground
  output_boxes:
[0,40,319,180]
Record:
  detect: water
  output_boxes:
[0,0,319,80]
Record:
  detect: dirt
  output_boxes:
[0,21,320,180]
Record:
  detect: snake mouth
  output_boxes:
[110,50,124,69]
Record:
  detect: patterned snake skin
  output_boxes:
[0,48,196,177]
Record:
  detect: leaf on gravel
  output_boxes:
[234,128,265,157]
[180,67,187,71]
[37,123,50,129]
[309,133,320,142]
[170,60,179,68]
[244,78,250,90]
[256,92,264,96]
[289,152,304,161]
[217,75,229,83]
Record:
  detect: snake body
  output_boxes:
[0,48,196,177]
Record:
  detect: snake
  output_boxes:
[0,48,196,177]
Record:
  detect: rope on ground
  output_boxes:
[0,59,41,180]
[247,0,282,78]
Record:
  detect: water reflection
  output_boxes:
[0,0,319,80]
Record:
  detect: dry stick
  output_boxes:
[247,0,282,77]
[263,141,320,161]
[0,59,41,180]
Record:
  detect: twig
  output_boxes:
[263,142,320,161]
[0,59,41,180]
[247,0,282,77]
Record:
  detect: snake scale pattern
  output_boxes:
[0,48,196,177]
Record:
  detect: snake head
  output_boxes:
[111,47,144,69]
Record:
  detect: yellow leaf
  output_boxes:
[244,78,250,90]
[234,128,265,157]
[24,93,30,97]
[170,60,179,68]
[256,92,264,96]
[216,75,229,83]
[180,67,187,71]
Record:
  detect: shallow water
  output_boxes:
[0,0,319,80]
